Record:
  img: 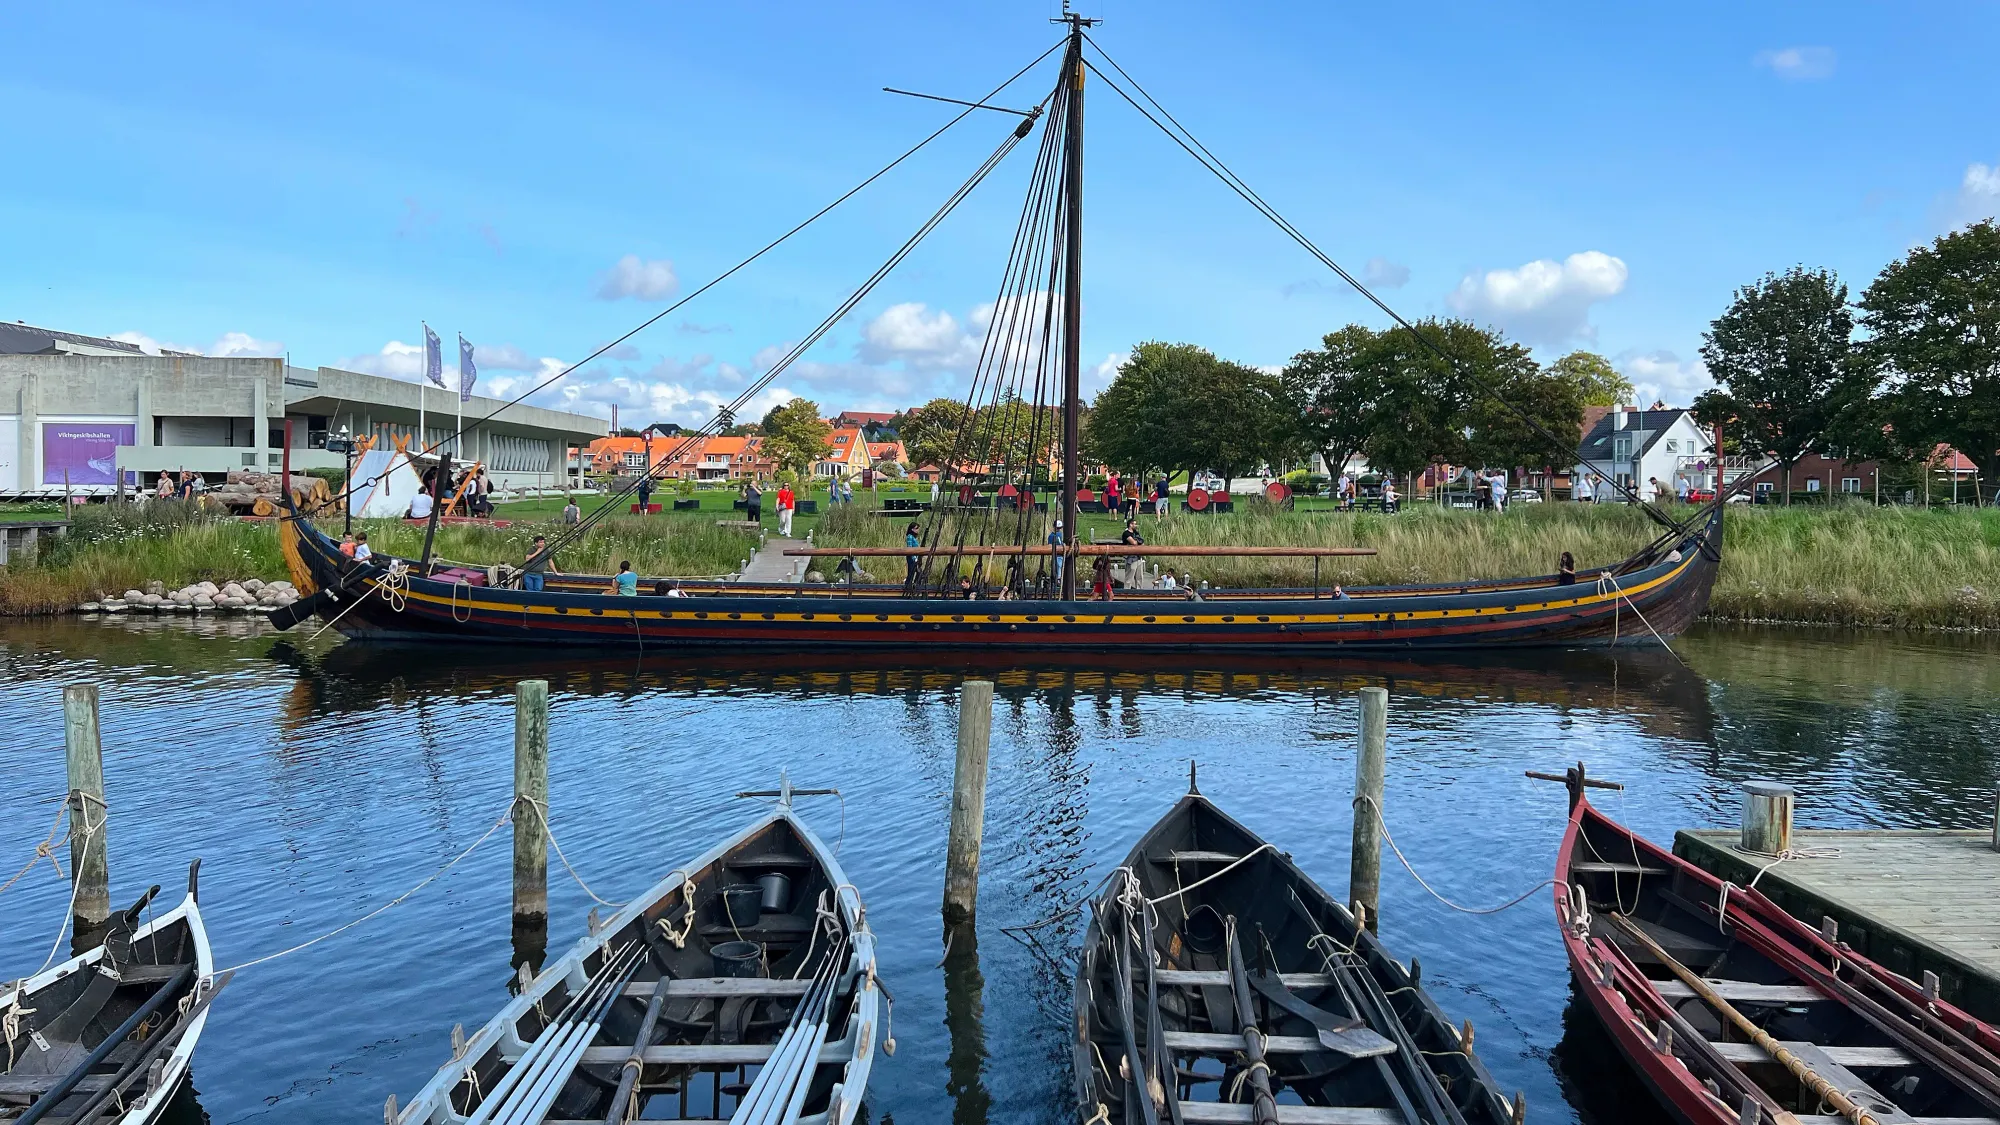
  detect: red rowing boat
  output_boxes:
[1553,769,2000,1124]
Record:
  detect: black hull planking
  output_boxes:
[280,506,1720,651]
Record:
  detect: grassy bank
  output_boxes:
[6,499,1998,628]
[0,503,758,614]
[815,501,2000,630]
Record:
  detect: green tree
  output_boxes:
[899,397,974,471]
[1278,325,1389,481]
[1356,319,1492,478]
[1182,361,1296,492]
[1546,351,1634,406]
[1084,341,1211,482]
[1700,266,1873,503]
[977,392,1060,473]
[1860,220,2000,489]
[759,398,833,476]
[1465,348,1585,477]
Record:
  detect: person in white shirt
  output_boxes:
[1574,475,1595,503]
[409,491,434,520]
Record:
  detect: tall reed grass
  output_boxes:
[814,500,2000,629]
[0,508,758,614]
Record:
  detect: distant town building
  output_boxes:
[1576,405,1715,499]
[1,323,601,496]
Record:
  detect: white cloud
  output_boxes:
[1089,351,1129,394]
[210,331,283,358]
[1754,46,1836,81]
[858,302,978,370]
[595,254,678,301]
[1945,159,2000,227]
[1447,251,1628,345]
[1615,350,1712,407]
[1362,257,1410,289]
[112,329,282,358]
[336,340,428,381]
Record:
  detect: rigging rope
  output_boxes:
[299,37,1069,531]
[1079,36,1685,536]
[532,102,1049,570]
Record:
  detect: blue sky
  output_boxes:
[4,1,1996,427]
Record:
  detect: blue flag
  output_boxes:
[423,324,444,388]
[458,335,477,403]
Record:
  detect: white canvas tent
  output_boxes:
[349,448,424,519]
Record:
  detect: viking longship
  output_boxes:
[276,13,1723,651]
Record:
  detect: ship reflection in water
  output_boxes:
[6,617,2000,1124]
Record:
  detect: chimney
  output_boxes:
[611,404,619,435]
[1612,405,1628,431]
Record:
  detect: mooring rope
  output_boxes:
[215,801,515,973]
[1357,795,1560,915]
[514,796,624,909]
[0,801,73,898]
[1594,570,1687,665]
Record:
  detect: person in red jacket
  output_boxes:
[776,481,797,536]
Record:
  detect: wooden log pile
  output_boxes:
[208,471,334,515]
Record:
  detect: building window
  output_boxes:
[1665,439,1678,453]
[1841,477,1861,493]
[623,452,645,469]
[1806,478,1821,492]
[1756,481,1773,493]
[1614,436,1633,460]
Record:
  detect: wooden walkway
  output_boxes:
[736,535,806,584]
[1677,827,2000,1021]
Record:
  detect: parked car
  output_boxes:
[1508,489,1544,504]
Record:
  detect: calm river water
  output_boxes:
[3,617,1997,1124]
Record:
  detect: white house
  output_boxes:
[1575,406,1716,500]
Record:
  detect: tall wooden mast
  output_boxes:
[1057,7,1094,599]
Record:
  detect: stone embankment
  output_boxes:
[79,578,300,616]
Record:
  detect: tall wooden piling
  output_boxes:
[1741,780,1794,856]
[942,679,995,922]
[1350,686,1387,932]
[512,679,550,921]
[64,684,111,930]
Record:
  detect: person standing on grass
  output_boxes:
[562,497,581,525]
[636,475,653,515]
[1490,472,1507,513]
[777,480,796,536]
[1574,474,1594,503]
[744,479,763,525]
[1382,479,1399,514]
[1048,519,1067,588]
[1154,476,1170,518]
[904,522,922,584]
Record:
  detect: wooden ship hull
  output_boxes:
[1,866,218,1125]
[1074,788,1520,1124]
[1555,790,2000,1125]
[277,505,1720,652]
[395,799,877,1125]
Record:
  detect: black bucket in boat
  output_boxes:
[711,940,760,978]
[757,872,790,914]
[717,883,763,928]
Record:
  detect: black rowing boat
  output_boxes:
[1075,780,1520,1124]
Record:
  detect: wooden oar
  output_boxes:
[467,942,642,1125]
[497,944,649,1125]
[1223,919,1280,1125]
[1607,913,1885,1125]
[729,937,847,1125]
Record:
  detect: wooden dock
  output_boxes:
[1676,827,2000,1022]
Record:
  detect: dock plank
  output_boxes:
[1676,828,2000,1022]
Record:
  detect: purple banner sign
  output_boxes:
[43,423,135,486]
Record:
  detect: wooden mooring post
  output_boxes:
[64,684,111,931]
[512,679,550,922]
[942,679,995,923]
[1350,686,1387,933]
[1741,780,1794,856]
